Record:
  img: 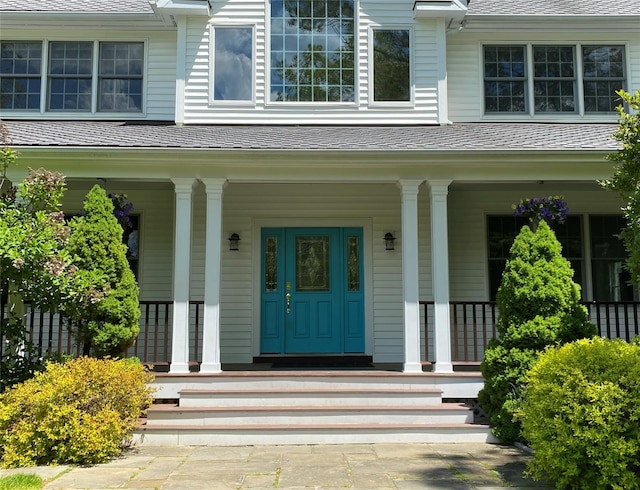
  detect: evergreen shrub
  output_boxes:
[0,357,154,468]
[478,221,596,443]
[519,337,640,489]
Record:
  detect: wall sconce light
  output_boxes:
[384,232,396,251]
[228,233,240,251]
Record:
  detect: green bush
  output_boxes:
[519,337,640,489]
[478,221,596,443]
[64,185,140,357]
[0,357,154,468]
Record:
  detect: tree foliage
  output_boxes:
[478,220,596,443]
[0,131,84,389]
[63,185,140,357]
[601,90,640,282]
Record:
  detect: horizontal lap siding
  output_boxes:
[183,0,442,124]
[447,29,640,122]
[188,182,414,363]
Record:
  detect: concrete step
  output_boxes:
[178,387,444,407]
[134,422,495,445]
[153,371,485,399]
[145,403,473,426]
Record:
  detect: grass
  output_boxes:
[0,474,43,490]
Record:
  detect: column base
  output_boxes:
[403,362,423,373]
[169,362,190,374]
[199,362,222,374]
[433,361,454,374]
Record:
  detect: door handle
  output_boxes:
[286,293,291,314]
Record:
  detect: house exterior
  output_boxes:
[1,0,639,382]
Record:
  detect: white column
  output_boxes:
[169,178,196,374]
[199,178,227,373]
[398,180,424,373]
[428,180,454,373]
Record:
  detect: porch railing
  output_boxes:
[3,300,639,367]
[420,300,640,364]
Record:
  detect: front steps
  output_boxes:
[136,371,494,445]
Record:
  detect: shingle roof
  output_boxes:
[0,121,619,152]
[467,0,640,16]
[0,0,154,14]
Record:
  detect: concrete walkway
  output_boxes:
[0,443,552,489]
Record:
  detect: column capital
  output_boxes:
[200,178,228,194]
[171,177,198,194]
[426,179,452,195]
[397,179,424,195]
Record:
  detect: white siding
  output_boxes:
[1,28,176,121]
[182,0,444,124]
[447,29,640,122]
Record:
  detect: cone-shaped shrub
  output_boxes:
[478,220,596,443]
[64,185,140,357]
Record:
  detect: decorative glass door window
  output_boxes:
[295,236,329,291]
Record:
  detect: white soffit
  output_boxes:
[414,0,468,24]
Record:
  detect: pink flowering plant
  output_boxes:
[513,196,569,225]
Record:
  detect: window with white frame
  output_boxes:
[211,26,254,103]
[269,0,355,102]
[483,44,625,114]
[372,29,411,103]
[1,40,144,113]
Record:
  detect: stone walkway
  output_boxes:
[0,443,552,489]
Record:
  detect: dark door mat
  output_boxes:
[266,356,374,369]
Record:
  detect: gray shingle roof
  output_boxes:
[0,0,154,14]
[0,121,619,151]
[467,0,640,16]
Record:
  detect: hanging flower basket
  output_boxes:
[513,196,569,229]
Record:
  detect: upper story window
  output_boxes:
[211,26,254,103]
[372,29,411,103]
[1,40,144,113]
[483,44,625,115]
[270,0,355,102]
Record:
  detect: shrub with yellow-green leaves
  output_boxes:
[0,357,155,468]
[519,337,640,489]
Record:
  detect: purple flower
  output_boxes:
[108,193,134,229]
[513,196,569,224]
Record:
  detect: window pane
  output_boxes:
[373,29,410,102]
[0,41,41,110]
[483,46,526,113]
[296,236,329,291]
[590,215,633,301]
[98,42,143,112]
[582,46,625,113]
[270,0,355,102]
[47,42,92,111]
[213,27,253,101]
[532,46,575,113]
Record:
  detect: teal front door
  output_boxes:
[260,227,364,354]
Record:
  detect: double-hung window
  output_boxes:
[1,40,144,113]
[270,0,355,103]
[483,44,625,114]
[372,29,411,103]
